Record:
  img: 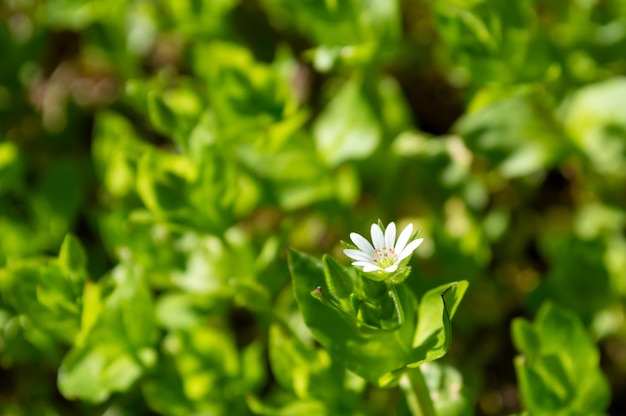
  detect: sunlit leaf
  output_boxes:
[58,263,157,403]
[313,77,381,167]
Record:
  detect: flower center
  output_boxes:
[373,247,397,269]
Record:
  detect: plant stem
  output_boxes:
[399,367,437,416]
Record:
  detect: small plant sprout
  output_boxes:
[343,221,423,283]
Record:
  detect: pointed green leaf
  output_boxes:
[322,255,354,300]
[511,318,540,356]
[147,90,178,137]
[137,149,196,214]
[59,234,86,274]
[407,281,469,367]
[58,263,156,403]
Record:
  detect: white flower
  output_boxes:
[343,222,424,274]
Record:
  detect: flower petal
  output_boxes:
[397,238,424,262]
[350,232,374,254]
[351,261,374,267]
[362,264,382,273]
[343,249,372,261]
[383,264,398,273]
[370,223,385,250]
[394,223,413,253]
[384,222,396,250]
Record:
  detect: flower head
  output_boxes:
[343,221,423,276]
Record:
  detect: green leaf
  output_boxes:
[512,302,611,415]
[0,236,89,343]
[136,149,197,214]
[1,263,81,343]
[433,0,547,84]
[454,90,569,177]
[246,394,328,416]
[155,293,206,330]
[561,77,626,178]
[58,263,157,403]
[420,362,472,416]
[435,2,500,56]
[168,231,258,296]
[406,281,469,368]
[237,136,340,210]
[261,0,400,50]
[233,279,272,313]
[91,111,147,198]
[142,353,198,416]
[59,234,87,274]
[151,87,205,146]
[147,90,179,137]
[192,42,299,144]
[58,343,145,403]
[537,235,612,322]
[313,77,381,167]
[268,323,345,402]
[511,319,540,356]
[144,325,264,414]
[141,355,197,416]
[0,141,24,195]
[160,0,237,37]
[289,249,468,386]
[322,255,354,300]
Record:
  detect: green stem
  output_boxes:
[399,367,437,416]
[387,282,405,326]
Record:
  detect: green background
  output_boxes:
[1,0,626,414]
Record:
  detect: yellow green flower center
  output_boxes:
[373,248,397,269]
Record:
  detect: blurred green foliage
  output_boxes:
[1,0,626,415]
[512,302,610,415]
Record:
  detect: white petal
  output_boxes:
[394,223,413,254]
[384,222,396,249]
[352,261,375,267]
[344,249,373,261]
[350,232,374,254]
[362,264,382,272]
[397,238,423,262]
[370,223,385,250]
[383,264,398,273]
